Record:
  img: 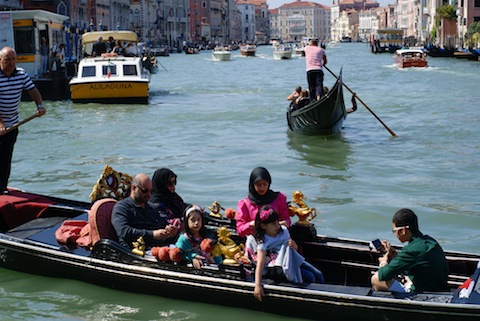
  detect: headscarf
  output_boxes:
[247,167,279,205]
[150,168,186,218]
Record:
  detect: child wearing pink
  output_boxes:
[236,167,290,238]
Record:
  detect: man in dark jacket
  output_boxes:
[111,173,178,248]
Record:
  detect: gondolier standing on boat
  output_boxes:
[0,46,46,194]
[303,39,327,102]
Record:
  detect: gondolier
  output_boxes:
[0,46,46,194]
[303,39,327,101]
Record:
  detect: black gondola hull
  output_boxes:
[286,71,347,135]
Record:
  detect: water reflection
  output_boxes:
[286,131,352,171]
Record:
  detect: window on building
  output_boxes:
[475,0,480,7]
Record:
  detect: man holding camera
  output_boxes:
[371,208,449,293]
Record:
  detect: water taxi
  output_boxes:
[0,10,70,100]
[273,44,293,60]
[394,48,428,68]
[69,31,150,104]
[240,44,256,56]
[211,47,231,61]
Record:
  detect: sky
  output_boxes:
[266,0,392,9]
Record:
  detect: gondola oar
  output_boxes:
[324,65,397,138]
[1,113,39,136]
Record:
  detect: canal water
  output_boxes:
[1,43,479,320]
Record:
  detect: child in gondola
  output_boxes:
[175,205,222,269]
[246,205,324,302]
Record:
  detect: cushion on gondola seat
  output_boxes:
[89,198,118,245]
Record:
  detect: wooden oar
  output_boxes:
[1,113,39,136]
[324,65,397,138]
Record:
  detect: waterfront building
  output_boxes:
[236,0,257,42]
[269,8,280,40]
[273,0,330,43]
[457,0,480,47]
[331,0,379,42]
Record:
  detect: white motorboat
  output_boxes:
[69,31,150,103]
[240,44,256,56]
[273,45,293,60]
[211,47,231,61]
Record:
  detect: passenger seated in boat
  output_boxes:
[124,42,136,57]
[91,37,107,57]
[111,173,179,249]
[287,85,302,103]
[149,168,188,222]
[111,40,125,55]
[236,167,290,238]
[247,206,324,302]
[371,208,449,293]
[294,90,310,110]
[174,205,222,269]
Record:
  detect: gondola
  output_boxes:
[286,70,347,135]
[1,187,479,321]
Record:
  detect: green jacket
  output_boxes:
[378,233,449,292]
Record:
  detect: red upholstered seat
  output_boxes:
[89,198,118,245]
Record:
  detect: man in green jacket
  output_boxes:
[371,208,449,293]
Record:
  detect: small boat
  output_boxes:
[185,47,200,54]
[240,44,256,56]
[211,47,231,61]
[273,44,293,60]
[286,70,347,135]
[1,187,479,321]
[150,46,170,57]
[394,48,428,68]
[142,54,159,74]
[69,31,150,104]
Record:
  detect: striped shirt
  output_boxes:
[0,67,36,127]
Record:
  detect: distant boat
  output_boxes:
[340,36,352,43]
[286,70,347,135]
[394,48,428,68]
[240,44,256,56]
[69,31,150,104]
[273,45,293,60]
[211,47,231,61]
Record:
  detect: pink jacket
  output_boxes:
[236,192,291,238]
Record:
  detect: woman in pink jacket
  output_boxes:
[236,167,291,238]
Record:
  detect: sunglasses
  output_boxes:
[166,178,177,187]
[392,225,409,233]
[135,185,151,193]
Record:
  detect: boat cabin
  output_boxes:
[0,10,70,100]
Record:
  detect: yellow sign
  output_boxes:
[17,55,35,62]
[13,19,33,27]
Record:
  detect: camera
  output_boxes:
[370,239,385,254]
